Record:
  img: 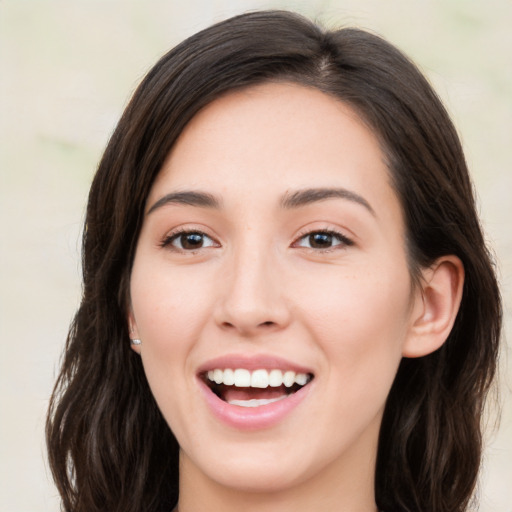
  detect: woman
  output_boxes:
[46,10,501,512]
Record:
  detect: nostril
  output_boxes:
[220,320,275,329]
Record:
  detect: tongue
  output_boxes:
[223,385,288,403]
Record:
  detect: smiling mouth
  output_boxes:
[203,368,314,407]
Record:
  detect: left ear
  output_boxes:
[403,255,464,358]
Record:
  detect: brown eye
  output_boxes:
[180,233,205,249]
[295,230,353,250]
[165,231,217,251]
[308,233,335,248]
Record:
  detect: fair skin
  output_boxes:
[128,82,463,512]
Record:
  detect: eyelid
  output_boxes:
[158,224,354,253]
[160,226,221,252]
[292,227,354,251]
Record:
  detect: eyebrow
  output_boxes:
[147,191,222,214]
[147,186,375,216]
[280,187,375,216]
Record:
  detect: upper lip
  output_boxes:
[197,354,314,376]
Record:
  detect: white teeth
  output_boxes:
[233,368,251,387]
[228,396,287,407]
[213,368,223,384]
[283,371,295,388]
[295,373,308,386]
[223,368,235,386]
[205,368,311,388]
[268,369,283,387]
[251,369,269,388]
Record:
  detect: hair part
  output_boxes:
[47,10,501,512]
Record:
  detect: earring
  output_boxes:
[131,338,142,346]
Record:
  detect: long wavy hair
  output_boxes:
[46,10,501,512]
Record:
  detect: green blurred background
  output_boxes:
[1,1,510,510]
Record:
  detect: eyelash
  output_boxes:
[160,228,354,253]
[292,229,354,252]
[160,228,217,252]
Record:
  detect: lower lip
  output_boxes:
[197,378,312,430]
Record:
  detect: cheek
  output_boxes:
[129,259,218,412]
[281,261,413,464]
[129,260,217,426]
[130,260,212,347]
[295,261,412,377]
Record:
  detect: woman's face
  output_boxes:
[129,83,422,494]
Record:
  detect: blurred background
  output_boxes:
[0,1,510,511]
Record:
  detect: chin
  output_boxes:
[179,430,353,496]
[200,454,313,493]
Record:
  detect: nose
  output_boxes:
[214,247,291,337]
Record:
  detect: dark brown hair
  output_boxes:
[46,10,501,512]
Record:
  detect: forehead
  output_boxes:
[149,82,399,220]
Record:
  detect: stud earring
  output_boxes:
[130,338,142,346]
